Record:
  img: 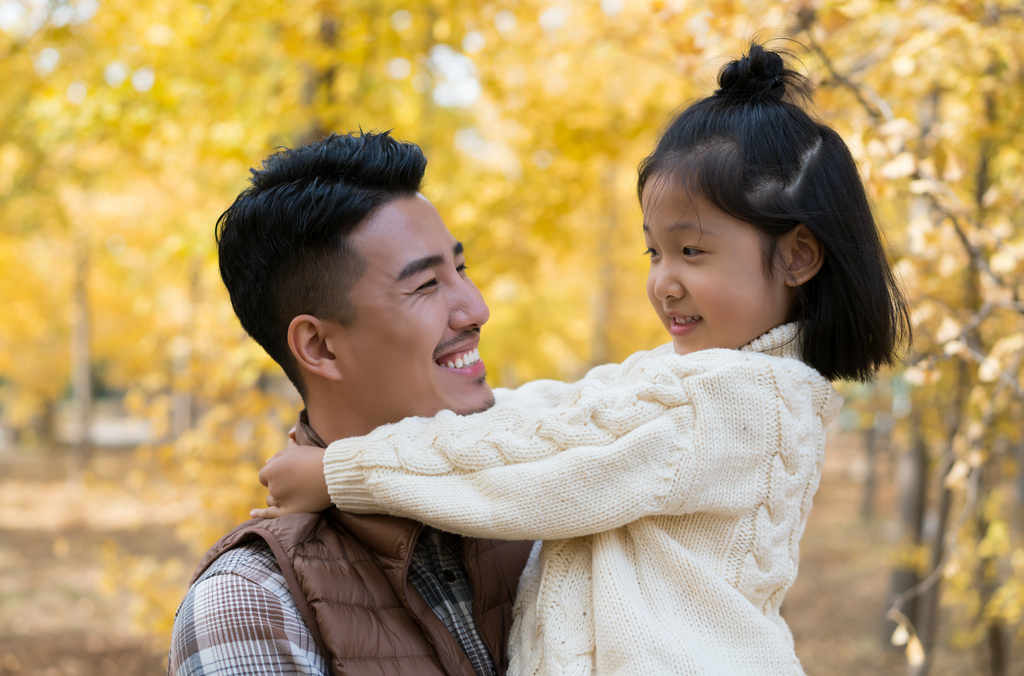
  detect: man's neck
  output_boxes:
[304,402,379,446]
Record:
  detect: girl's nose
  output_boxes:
[653,270,685,301]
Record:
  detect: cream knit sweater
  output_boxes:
[324,323,842,676]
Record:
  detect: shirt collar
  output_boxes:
[296,409,328,449]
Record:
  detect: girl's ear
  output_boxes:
[287,314,347,382]
[781,224,825,287]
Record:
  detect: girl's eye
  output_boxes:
[644,247,659,258]
[682,246,701,257]
[416,278,438,292]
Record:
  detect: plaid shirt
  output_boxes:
[168,529,496,676]
[409,528,496,676]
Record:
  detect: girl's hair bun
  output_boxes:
[715,43,807,103]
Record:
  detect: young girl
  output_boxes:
[254,44,908,675]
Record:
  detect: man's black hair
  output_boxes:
[217,131,427,397]
[637,44,910,382]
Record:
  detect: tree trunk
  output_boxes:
[884,413,928,642]
[913,346,973,676]
[975,457,1006,676]
[302,11,339,143]
[69,236,91,480]
[39,398,58,450]
[985,621,1006,676]
[590,165,617,367]
[171,259,201,439]
[861,425,877,521]
[973,79,1004,676]
[911,454,954,676]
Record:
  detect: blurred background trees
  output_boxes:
[2,0,1024,673]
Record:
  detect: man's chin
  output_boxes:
[451,376,495,416]
[454,392,495,416]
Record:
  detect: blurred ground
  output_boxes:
[0,433,985,676]
[0,449,193,676]
[785,433,977,675]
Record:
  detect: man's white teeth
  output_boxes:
[444,348,480,369]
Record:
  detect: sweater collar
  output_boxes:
[739,322,802,360]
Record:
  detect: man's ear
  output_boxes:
[287,314,347,382]
[780,224,825,287]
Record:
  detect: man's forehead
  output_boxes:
[352,194,459,272]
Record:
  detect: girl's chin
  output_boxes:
[671,336,705,355]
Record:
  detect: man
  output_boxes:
[168,131,532,676]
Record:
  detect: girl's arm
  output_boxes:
[249,376,593,520]
[323,350,834,540]
[249,355,640,520]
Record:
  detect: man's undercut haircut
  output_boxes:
[217,131,427,397]
[637,43,910,382]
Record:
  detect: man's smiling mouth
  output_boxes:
[436,348,481,369]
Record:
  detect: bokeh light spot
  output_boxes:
[131,68,155,92]
[494,10,516,34]
[66,80,87,105]
[104,61,128,88]
[386,57,412,80]
[462,31,485,53]
[390,9,412,32]
[34,47,60,77]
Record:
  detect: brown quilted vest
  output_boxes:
[192,510,532,676]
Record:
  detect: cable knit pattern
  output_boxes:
[324,323,842,675]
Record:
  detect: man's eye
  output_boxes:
[416,279,438,291]
[456,263,468,274]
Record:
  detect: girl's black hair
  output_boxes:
[637,43,910,382]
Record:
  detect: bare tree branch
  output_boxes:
[933,206,1007,288]
[804,33,892,123]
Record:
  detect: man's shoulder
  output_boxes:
[195,538,283,586]
[170,539,327,676]
[189,513,328,585]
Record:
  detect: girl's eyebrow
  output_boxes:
[642,221,717,236]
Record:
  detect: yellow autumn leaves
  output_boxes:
[2,0,1024,666]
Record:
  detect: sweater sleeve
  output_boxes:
[323,350,812,540]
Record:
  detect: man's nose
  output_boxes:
[449,277,490,329]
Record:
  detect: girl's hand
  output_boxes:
[250,444,331,519]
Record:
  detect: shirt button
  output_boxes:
[443,570,456,583]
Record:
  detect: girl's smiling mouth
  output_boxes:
[667,314,702,336]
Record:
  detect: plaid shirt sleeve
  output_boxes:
[168,540,328,676]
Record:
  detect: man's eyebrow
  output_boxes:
[396,242,465,282]
[397,254,445,282]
